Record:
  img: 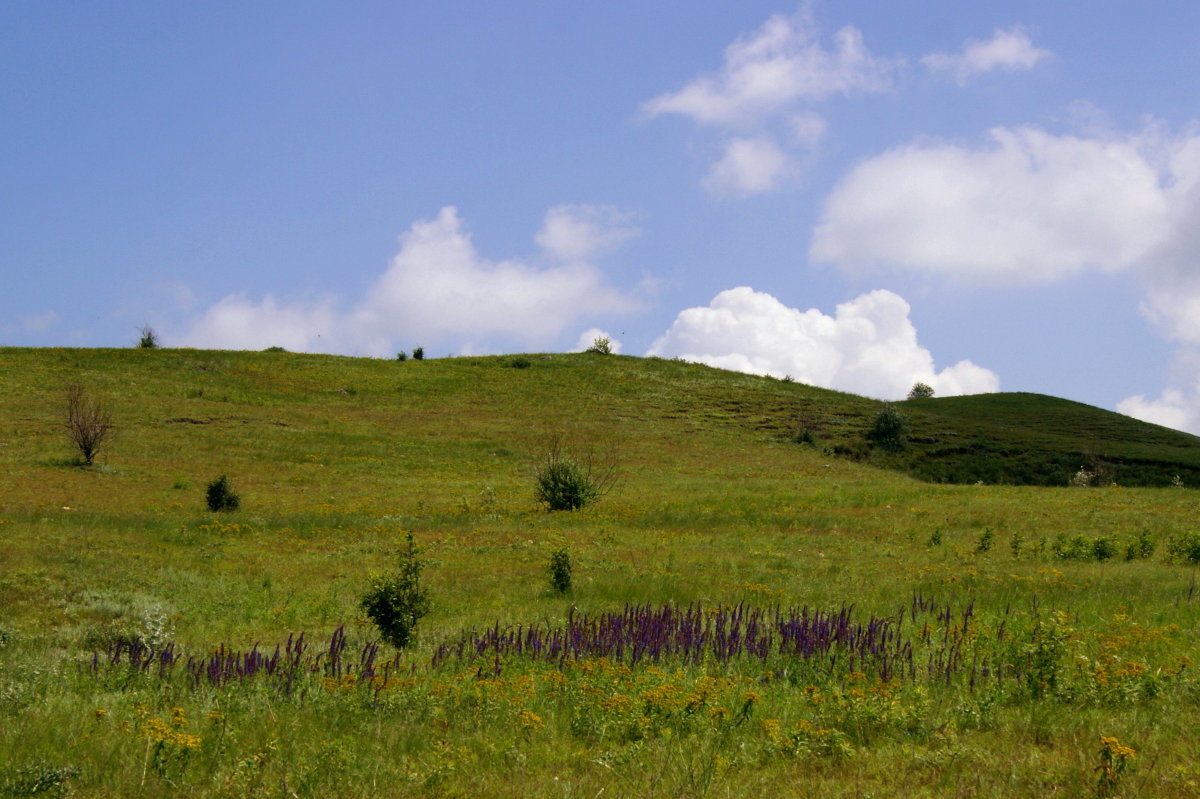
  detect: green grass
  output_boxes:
[1,347,1199,797]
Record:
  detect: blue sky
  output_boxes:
[5,1,1200,431]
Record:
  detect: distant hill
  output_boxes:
[2,347,1197,492]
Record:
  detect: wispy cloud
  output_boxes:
[647,286,998,399]
[922,26,1050,85]
[642,7,897,197]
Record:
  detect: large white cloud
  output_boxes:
[181,205,642,356]
[646,286,999,399]
[811,125,1171,282]
[922,26,1050,85]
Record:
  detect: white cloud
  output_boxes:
[571,328,623,354]
[922,26,1050,84]
[702,136,791,197]
[811,125,1171,282]
[1117,388,1200,435]
[20,309,59,333]
[181,206,642,356]
[647,286,999,399]
[642,7,895,196]
[642,10,895,129]
[534,204,640,263]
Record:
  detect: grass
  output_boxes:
[1,347,1199,797]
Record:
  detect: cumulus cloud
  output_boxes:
[642,7,895,196]
[811,125,1172,282]
[922,26,1050,84]
[181,205,642,356]
[1118,388,1200,435]
[647,286,999,399]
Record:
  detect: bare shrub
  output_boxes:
[65,383,113,466]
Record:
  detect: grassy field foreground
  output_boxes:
[1,347,1199,797]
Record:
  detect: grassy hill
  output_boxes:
[2,347,1199,798]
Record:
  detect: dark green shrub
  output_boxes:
[508,356,532,369]
[534,436,616,511]
[263,345,287,353]
[549,548,573,594]
[396,351,408,361]
[907,382,935,400]
[1052,533,1094,561]
[975,528,995,553]
[412,347,424,361]
[137,325,159,349]
[1,760,81,797]
[866,405,909,452]
[205,475,240,512]
[361,533,429,649]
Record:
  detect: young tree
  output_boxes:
[65,382,113,466]
[907,382,935,400]
[866,404,909,452]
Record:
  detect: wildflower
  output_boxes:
[518,710,543,732]
[91,708,108,720]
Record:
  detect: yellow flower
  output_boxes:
[91,708,108,720]
[517,709,543,732]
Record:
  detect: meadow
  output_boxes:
[1,347,1198,797]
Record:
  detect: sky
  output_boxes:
[5,1,1200,432]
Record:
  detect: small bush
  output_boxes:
[361,533,429,649]
[975,528,995,554]
[264,345,287,353]
[137,325,159,349]
[396,351,408,361]
[534,435,617,511]
[1125,529,1156,561]
[1,760,81,797]
[508,356,532,369]
[548,548,573,594]
[412,347,425,361]
[584,336,612,355]
[1165,531,1200,564]
[205,475,240,512]
[65,382,114,466]
[866,405,909,452]
[1092,536,1119,562]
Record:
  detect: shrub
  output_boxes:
[361,533,429,649]
[205,475,240,512]
[65,382,114,466]
[137,325,159,349]
[907,382,935,400]
[1165,531,1200,564]
[548,548,573,594]
[866,405,909,452]
[975,528,995,554]
[584,336,612,355]
[263,345,287,353]
[396,351,408,362]
[534,435,617,511]
[1125,529,1156,561]
[508,356,532,369]
[1092,536,1119,562]
[412,347,424,361]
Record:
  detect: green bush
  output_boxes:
[548,548,573,594]
[137,325,159,349]
[1125,529,1156,561]
[508,356,532,369]
[907,382,935,400]
[412,347,425,361]
[396,351,408,361]
[205,475,240,512]
[1165,531,1200,564]
[534,436,616,511]
[585,336,612,355]
[361,533,429,649]
[866,405,909,452]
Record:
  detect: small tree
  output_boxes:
[866,404,909,452]
[548,548,573,594]
[205,475,240,512]
[137,325,159,349]
[361,534,430,649]
[907,382,934,400]
[535,435,617,511]
[411,347,425,361]
[65,382,113,466]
